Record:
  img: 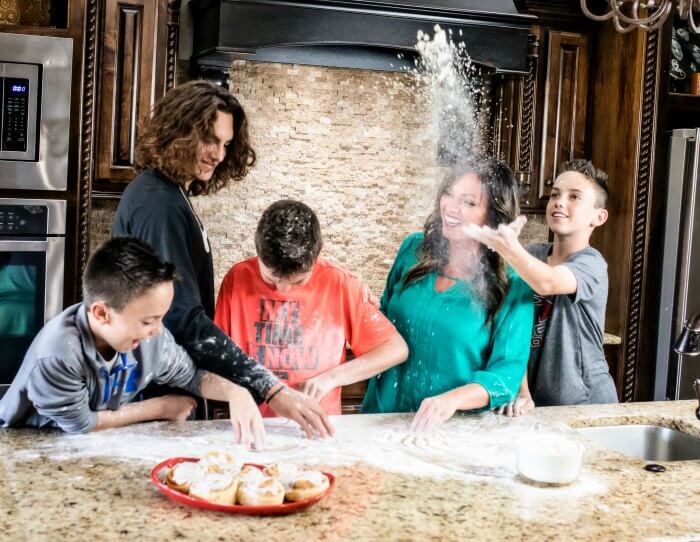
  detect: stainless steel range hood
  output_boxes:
[189,0,535,76]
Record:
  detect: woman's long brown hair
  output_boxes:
[135,80,256,196]
[402,158,520,325]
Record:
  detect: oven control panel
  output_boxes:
[0,204,47,235]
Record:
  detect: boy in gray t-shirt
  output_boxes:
[0,237,266,446]
[466,159,618,414]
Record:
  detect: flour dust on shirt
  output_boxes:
[252,298,319,379]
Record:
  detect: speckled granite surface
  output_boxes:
[0,401,698,541]
[603,332,622,345]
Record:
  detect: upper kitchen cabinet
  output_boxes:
[92,0,181,194]
[536,29,590,203]
[492,24,591,212]
[0,0,68,28]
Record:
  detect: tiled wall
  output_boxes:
[90,61,548,296]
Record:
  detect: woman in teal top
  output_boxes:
[363,158,534,432]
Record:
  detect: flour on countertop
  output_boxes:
[9,412,606,502]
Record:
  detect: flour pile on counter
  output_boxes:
[11,413,606,499]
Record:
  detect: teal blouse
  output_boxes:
[362,233,534,413]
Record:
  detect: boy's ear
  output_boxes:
[89,301,111,324]
[592,208,608,227]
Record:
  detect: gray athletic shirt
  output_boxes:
[526,243,618,406]
[0,303,203,434]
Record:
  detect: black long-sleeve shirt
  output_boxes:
[112,169,278,403]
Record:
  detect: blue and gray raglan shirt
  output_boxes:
[0,303,203,434]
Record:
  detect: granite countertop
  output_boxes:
[603,332,622,345]
[0,401,698,541]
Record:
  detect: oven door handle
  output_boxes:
[0,239,51,251]
[45,237,65,322]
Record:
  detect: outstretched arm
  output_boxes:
[464,217,577,296]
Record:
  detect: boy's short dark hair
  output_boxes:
[255,200,322,277]
[560,159,609,209]
[83,237,177,311]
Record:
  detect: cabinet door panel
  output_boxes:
[538,30,590,202]
[97,0,166,182]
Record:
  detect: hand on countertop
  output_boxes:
[224,384,267,449]
[410,392,460,433]
[495,394,535,417]
[158,394,198,422]
[267,386,335,439]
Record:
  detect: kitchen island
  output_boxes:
[0,401,698,541]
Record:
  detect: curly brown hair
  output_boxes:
[402,158,519,325]
[135,80,256,196]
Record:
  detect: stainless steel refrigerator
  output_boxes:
[655,128,700,400]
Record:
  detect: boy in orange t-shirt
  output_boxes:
[214,199,408,416]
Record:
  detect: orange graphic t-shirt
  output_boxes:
[214,257,397,416]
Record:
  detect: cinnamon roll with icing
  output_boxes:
[165,460,203,493]
[237,477,285,506]
[284,470,330,502]
[189,472,239,505]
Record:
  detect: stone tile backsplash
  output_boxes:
[89,61,548,296]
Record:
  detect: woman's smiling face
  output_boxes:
[439,172,489,243]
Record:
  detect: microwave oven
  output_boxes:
[0,33,72,191]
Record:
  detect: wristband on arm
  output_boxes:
[265,385,286,404]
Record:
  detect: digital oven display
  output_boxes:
[1,77,30,152]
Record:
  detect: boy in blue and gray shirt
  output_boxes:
[0,236,265,444]
[466,159,618,414]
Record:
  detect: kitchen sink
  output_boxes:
[574,424,700,461]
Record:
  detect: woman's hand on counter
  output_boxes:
[410,392,460,433]
[267,386,335,439]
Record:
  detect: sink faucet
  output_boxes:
[673,307,700,356]
[673,309,700,419]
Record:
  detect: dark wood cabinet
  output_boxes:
[96,0,167,183]
[536,30,591,202]
[92,0,180,194]
[493,27,591,212]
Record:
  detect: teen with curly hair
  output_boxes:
[113,80,333,446]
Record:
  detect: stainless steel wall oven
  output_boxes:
[0,199,65,397]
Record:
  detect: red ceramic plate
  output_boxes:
[150,457,335,516]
